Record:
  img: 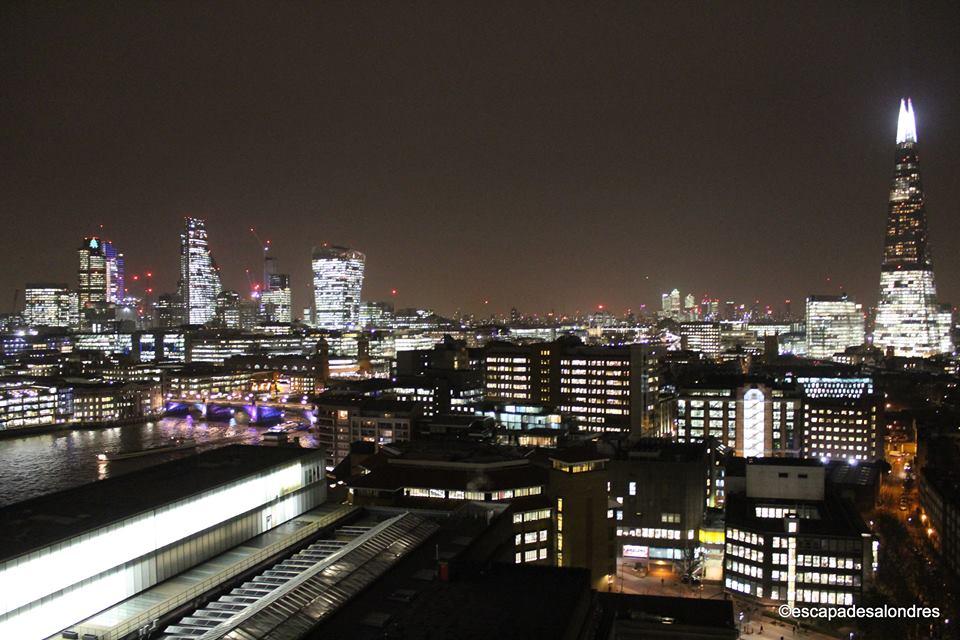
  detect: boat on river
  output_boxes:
[97,438,197,462]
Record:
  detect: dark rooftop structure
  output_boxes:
[0,445,320,562]
[312,562,593,640]
[724,492,870,538]
[595,592,738,639]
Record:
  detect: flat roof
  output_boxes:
[724,492,870,538]
[0,445,320,563]
[349,461,547,492]
[313,561,592,639]
[595,592,737,636]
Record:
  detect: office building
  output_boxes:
[311,245,365,330]
[179,217,222,325]
[154,293,185,328]
[359,300,395,329]
[874,99,952,357]
[23,284,75,328]
[805,295,865,360]
[661,289,681,320]
[796,376,881,462]
[606,439,718,574]
[214,290,259,330]
[664,377,801,458]
[347,439,614,588]
[260,273,292,323]
[920,467,960,580]
[314,396,419,465]
[679,321,722,357]
[484,338,659,435]
[0,378,63,432]
[723,459,874,608]
[78,237,113,309]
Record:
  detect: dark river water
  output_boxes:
[0,417,321,507]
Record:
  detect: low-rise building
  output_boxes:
[723,458,875,607]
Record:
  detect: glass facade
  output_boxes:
[180,217,222,325]
[311,245,365,329]
[804,295,864,360]
[874,99,952,357]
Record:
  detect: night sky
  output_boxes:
[2,1,958,317]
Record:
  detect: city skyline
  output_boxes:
[3,4,960,636]
[2,2,959,316]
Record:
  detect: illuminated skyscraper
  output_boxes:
[874,100,952,357]
[77,237,106,309]
[77,237,125,311]
[103,241,125,303]
[660,288,681,320]
[179,217,222,325]
[805,294,865,360]
[311,245,365,329]
[259,255,292,323]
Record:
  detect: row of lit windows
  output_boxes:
[617,527,689,540]
[515,548,549,563]
[797,555,860,570]
[403,486,542,501]
[512,508,551,524]
[515,530,549,546]
[727,529,762,546]
[727,544,764,563]
[727,559,762,579]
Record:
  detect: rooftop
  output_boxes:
[0,445,319,563]
[595,592,737,638]
[312,561,592,640]
[724,492,870,538]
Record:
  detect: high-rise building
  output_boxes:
[311,245,365,330]
[179,217,222,325]
[215,290,259,330]
[77,237,124,309]
[804,295,865,360]
[78,237,107,308]
[661,289,681,320]
[23,284,76,328]
[874,99,952,357]
[154,293,184,328]
[259,256,292,323]
[103,240,125,304]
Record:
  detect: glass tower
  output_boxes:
[180,217,222,325]
[311,245,365,329]
[805,294,865,360]
[874,99,952,357]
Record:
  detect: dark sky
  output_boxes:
[2,1,959,317]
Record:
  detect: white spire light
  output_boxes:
[896,97,918,144]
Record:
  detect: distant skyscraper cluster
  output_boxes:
[7,99,954,364]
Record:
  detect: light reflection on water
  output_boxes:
[0,417,320,507]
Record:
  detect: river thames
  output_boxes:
[0,417,321,507]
